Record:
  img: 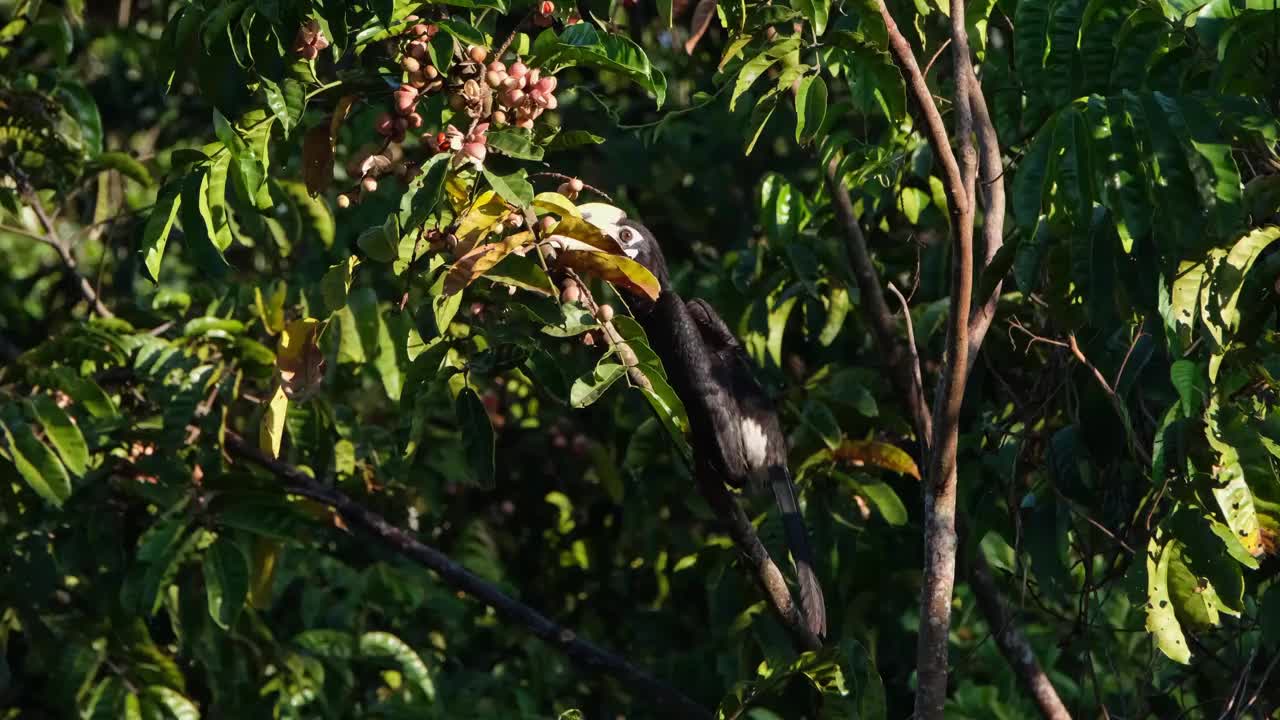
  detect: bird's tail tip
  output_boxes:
[799,564,827,638]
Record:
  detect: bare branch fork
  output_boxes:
[17,184,115,318]
[223,431,712,720]
[812,3,1071,718]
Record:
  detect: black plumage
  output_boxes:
[603,217,827,638]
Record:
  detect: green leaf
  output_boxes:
[122,516,196,616]
[818,285,850,346]
[485,128,546,161]
[1,416,72,506]
[1201,226,1280,362]
[436,18,489,48]
[55,82,102,157]
[93,151,153,186]
[42,368,118,419]
[1146,536,1192,664]
[851,477,907,526]
[570,361,627,408]
[794,74,828,145]
[732,40,799,111]
[140,179,183,283]
[1012,117,1056,230]
[401,153,451,231]
[143,687,200,720]
[295,629,356,658]
[180,166,230,276]
[548,24,666,107]
[350,288,403,402]
[456,387,496,489]
[486,253,556,296]
[658,0,674,26]
[27,394,89,476]
[1169,360,1206,417]
[766,294,797,367]
[358,218,399,263]
[259,385,288,458]
[203,537,250,629]
[1262,583,1280,649]
[263,78,306,136]
[322,256,360,314]
[278,179,334,248]
[547,130,606,152]
[483,168,534,208]
[1204,395,1264,558]
[359,631,435,700]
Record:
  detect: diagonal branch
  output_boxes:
[18,185,114,318]
[694,462,823,653]
[824,159,932,443]
[223,431,712,720]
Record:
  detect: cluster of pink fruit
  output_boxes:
[292,19,330,60]
[484,58,558,129]
[441,122,491,168]
[372,20,444,143]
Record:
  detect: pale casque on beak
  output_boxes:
[578,202,640,258]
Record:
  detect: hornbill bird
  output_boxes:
[579,204,827,638]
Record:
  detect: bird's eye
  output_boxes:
[619,228,634,243]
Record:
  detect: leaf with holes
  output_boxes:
[1146,536,1192,664]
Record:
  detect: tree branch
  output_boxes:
[965,53,1007,360]
[967,554,1073,720]
[824,159,931,443]
[17,186,114,318]
[824,162,1070,719]
[870,3,1064,717]
[694,462,823,653]
[223,431,712,720]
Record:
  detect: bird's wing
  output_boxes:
[685,298,785,470]
[642,292,748,482]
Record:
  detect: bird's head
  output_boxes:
[579,203,671,293]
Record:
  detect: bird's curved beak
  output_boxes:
[578,203,638,257]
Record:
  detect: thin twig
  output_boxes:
[823,158,931,443]
[561,269,650,391]
[530,173,614,203]
[223,431,711,720]
[1067,334,1152,467]
[888,281,926,423]
[18,186,114,318]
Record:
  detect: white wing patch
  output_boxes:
[740,417,768,468]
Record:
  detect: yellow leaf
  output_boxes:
[831,440,921,480]
[556,249,660,301]
[532,192,582,218]
[276,318,326,400]
[445,231,535,295]
[248,537,280,609]
[259,384,288,459]
[455,191,510,252]
[548,216,625,254]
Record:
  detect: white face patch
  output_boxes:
[740,417,768,468]
[617,226,642,258]
[579,203,634,255]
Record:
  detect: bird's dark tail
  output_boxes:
[768,466,827,638]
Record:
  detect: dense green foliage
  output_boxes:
[2,0,1280,717]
